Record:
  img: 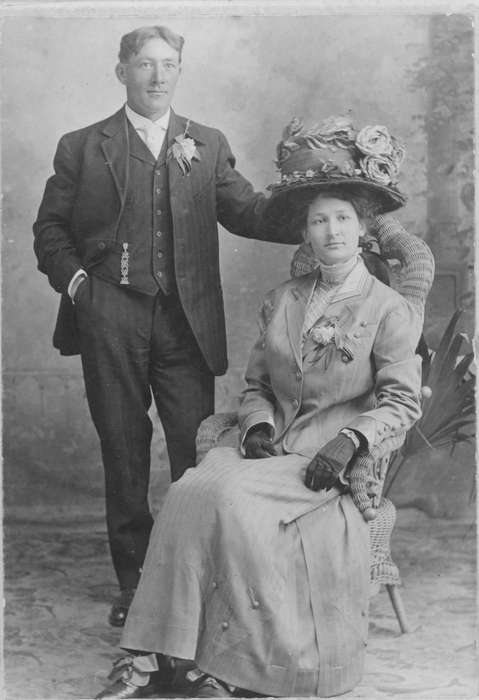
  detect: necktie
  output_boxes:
[140,123,166,159]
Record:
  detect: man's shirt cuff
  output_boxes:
[68,269,88,302]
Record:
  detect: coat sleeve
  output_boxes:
[33,134,83,294]
[214,130,292,244]
[345,298,423,459]
[238,291,277,443]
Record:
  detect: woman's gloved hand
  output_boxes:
[244,423,276,459]
[304,433,357,491]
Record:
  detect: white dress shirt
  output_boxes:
[125,103,170,159]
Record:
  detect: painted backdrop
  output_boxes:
[2,11,474,519]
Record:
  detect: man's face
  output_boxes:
[116,37,181,120]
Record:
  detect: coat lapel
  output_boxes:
[101,108,129,205]
[286,259,373,368]
[285,272,318,368]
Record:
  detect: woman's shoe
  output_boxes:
[189,674,234,698]
[95,654,175,699]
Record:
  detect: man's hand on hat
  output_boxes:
[244,423,277,459]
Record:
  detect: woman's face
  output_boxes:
[305,195,365,265]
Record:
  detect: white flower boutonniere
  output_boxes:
[167,119,201,175]
[308,317,353,362]
[310,322,336,346]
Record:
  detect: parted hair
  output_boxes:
[291,185,383,239]
[118,25,185,63]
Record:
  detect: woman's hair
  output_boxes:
[292,185,383,238]
[118,26,185,63]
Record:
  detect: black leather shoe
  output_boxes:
[96,655,175,699]
[108,588,136,627]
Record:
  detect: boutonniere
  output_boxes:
[308,317,353,362]
[167,119,201,175]
[309,317,340,347]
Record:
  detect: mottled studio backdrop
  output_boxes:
[2,11,474,519]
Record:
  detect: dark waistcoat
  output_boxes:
[90,122,175,295]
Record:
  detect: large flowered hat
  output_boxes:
[263,115,406,243]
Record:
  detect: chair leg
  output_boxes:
[386,584,410,634]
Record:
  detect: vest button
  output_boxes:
[157,252,163,259]
[155,169,162,176]
[292,399,299,408]
[221,621,229,630]
[156,271,163,278]
[156,188,161,195]
[155,231,162,237]
[156,209,162,216]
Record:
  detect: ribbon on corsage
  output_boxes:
[167,119,201,175]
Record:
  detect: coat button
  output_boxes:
[157,251,163,259]
[97,241,106,250]
[156,271,163,278]
[292,399,299,408]
[221,621,229,630]
[360,321,367,327]
[212,581,217,589]
[353,332,360,338]
[296,371,302,381]
[252,601,260,609]
[341,355,349,363]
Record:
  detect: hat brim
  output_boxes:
[262,176,406,245]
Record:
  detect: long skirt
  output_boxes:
[121,447,369,697]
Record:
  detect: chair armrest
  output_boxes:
[195,412,238,464]
[349,453,391,519]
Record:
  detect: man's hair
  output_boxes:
[118,26,185,63]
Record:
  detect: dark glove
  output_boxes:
[304,433,357,491]
[244,423,276,459]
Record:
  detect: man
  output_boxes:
[33,25,294,627]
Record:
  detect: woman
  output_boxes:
[96,117,432,699]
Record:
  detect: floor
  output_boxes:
[4,507,477,700]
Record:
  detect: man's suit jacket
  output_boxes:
[33,108,292,375]
[238,259,423,460]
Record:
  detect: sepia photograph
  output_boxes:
[2,1,476,698]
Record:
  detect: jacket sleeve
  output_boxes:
[370,214,435,319]
[238,292,277,443]
[33,134,83,294]
[214,130,290,244]
[345,298,423,459]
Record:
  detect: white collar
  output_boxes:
[125,103,170,131]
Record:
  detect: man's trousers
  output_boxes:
[74,275,215,589]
